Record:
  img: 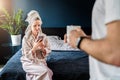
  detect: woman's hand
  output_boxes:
[32,39,43,50]
[41,48,47,57]
[32,39,45,57]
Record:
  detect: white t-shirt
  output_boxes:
[90,0,120,80]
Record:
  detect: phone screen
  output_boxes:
[37,36,44,42]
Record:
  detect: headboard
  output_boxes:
[42,27,66,39]
[22,27,91,40]
[42,27,91,39]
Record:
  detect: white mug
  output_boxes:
[66,25,81,43]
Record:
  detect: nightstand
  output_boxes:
[12,45,21,54]
[0,43,21,64]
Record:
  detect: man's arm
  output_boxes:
[80,20,120,66]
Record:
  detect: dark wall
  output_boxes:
[12,0,95,28]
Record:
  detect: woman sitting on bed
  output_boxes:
[21,10,53,80]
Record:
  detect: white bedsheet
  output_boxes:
[47,36,80,51]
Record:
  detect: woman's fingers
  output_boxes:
[38,38,43,42]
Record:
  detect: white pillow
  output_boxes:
[47,36,61,41]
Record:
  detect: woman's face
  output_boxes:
[31,20,42,37]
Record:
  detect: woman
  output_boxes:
[21,10,53,80]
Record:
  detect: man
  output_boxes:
[67,0,120,80]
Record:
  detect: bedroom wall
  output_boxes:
[12,0,95,28]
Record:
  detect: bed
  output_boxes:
[0,27,90,80]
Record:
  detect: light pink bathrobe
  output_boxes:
[21,33,53,80]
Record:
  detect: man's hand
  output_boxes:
[64,34,67,43]
[69,29,86,48]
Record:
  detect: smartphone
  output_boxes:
[37,36,44,42]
